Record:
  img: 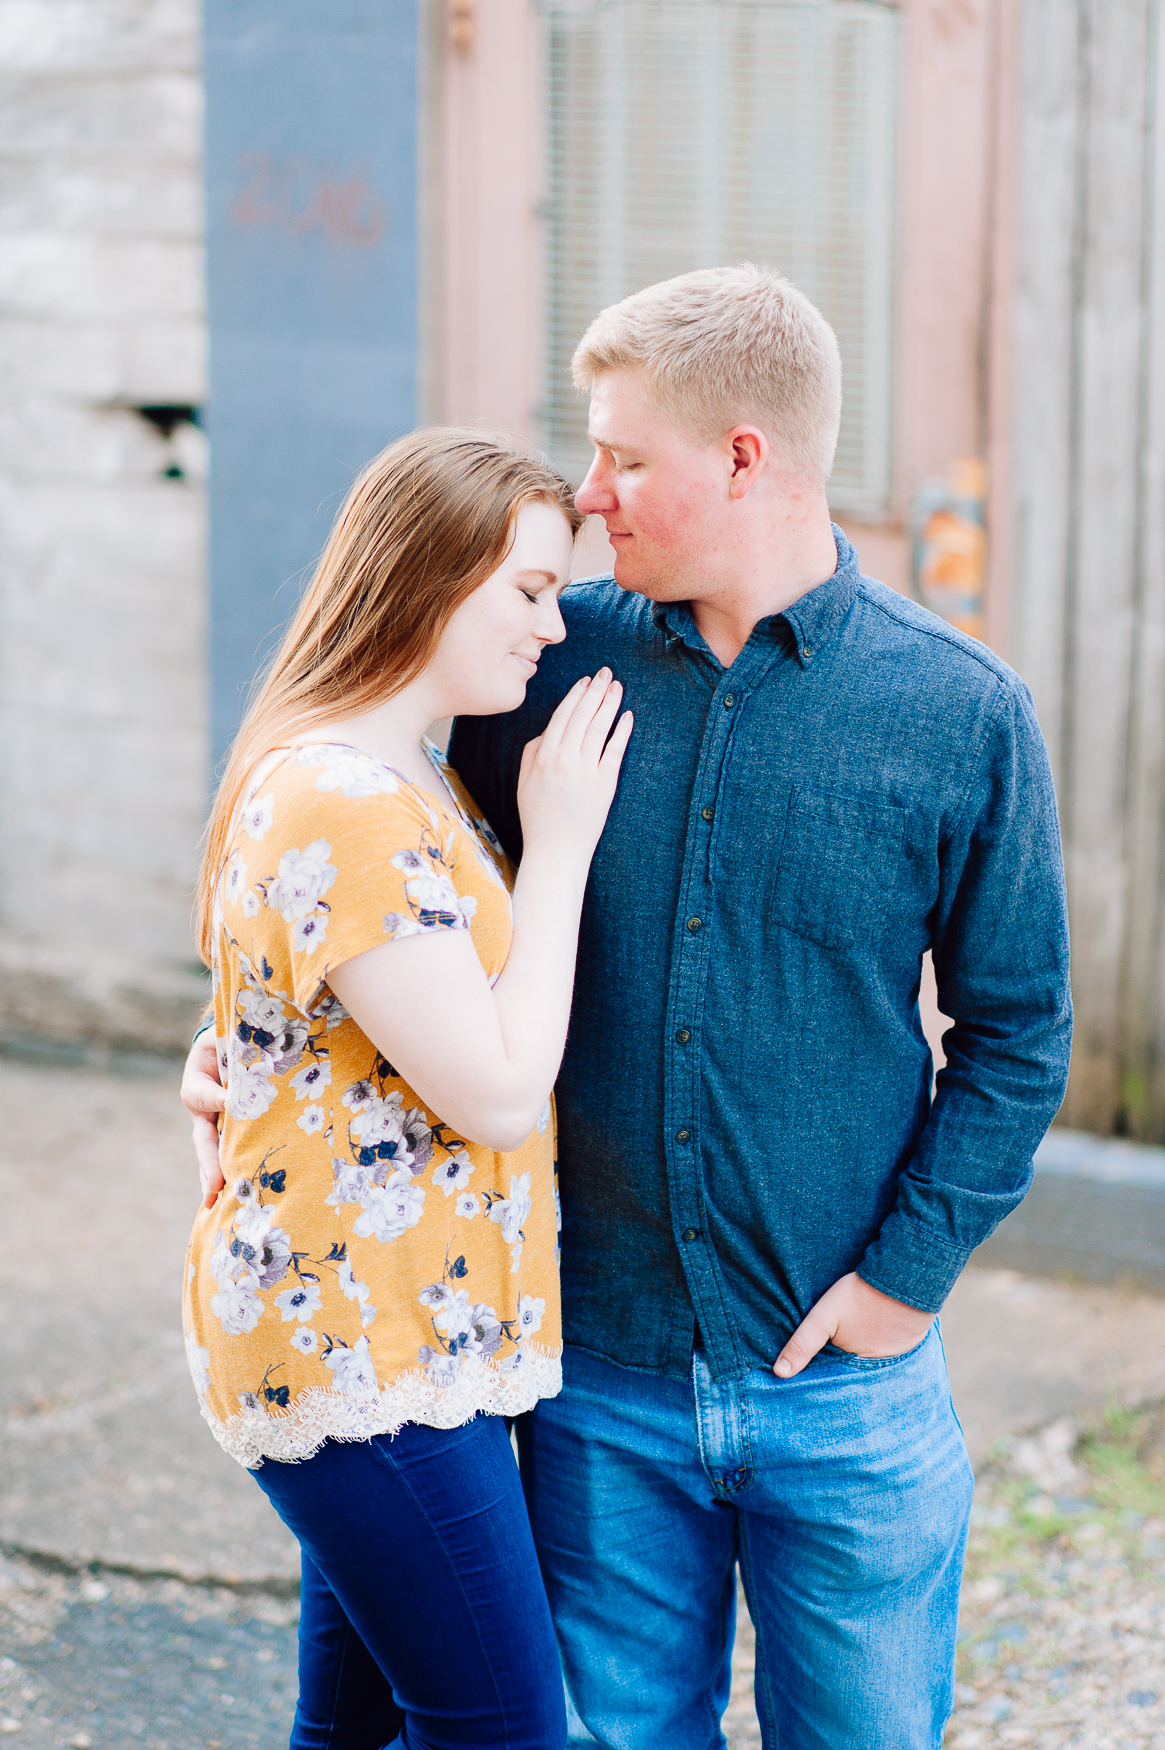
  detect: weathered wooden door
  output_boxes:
[1012,0,1165,1139]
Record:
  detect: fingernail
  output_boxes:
[774,1359,792,1377]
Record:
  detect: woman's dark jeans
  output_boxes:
[250,1416,566,1750]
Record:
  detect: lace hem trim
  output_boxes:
[198,1344,563,1469]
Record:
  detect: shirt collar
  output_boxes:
[650,524,860,666]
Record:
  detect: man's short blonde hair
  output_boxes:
[571,263,842,480]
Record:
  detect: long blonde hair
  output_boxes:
[196,427,582,964]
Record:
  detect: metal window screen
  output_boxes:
[539,0,898,515]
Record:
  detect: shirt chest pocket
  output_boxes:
[770,787,908,950]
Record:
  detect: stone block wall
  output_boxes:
[0,0,209,1050]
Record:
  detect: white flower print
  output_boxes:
[238,1390,264,1414]
[348,1093,416,1175]
[423,1352,459,1388]
[489,1173,533,1246]
[324,1334,378,1395]
[185,1329,211,1398]
[454,1193,480,1219]
[234,1202,293,1291]
[338,1260,376,1326]
[211,1278,263,1336]
[342,1080,376,1114]
[337,1259,368,1302]
[510,1242,523,1274]
[537,1100,551,1135]
[517,1295,545,1339]
[433,1292,504,1359]
[291,1060,331,1101]
[498,1349,525,1377]
[224,852,247,904]
[310,992,350,1029]
[267,839,338,921]
[275,1281,322,1323]
[296,1104,327,1136]
[418,1282,453,1311]
[432,1290,474,1341]
[299,745,401,798]
[389,850,477,926]
[289,1326,318,1355]
[226,1055,278,1122]
[325,1156,375,1209]
[239,989,288,1045]
[432,1151,474,1197]
[353,1171,425,1243]
[242,889,260,918]
[242,792,275,840]
[209,1229,251,1291]
[232,1175,258,1207]
[293,912,328,955]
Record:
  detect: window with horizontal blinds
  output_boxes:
[538,0,899,516]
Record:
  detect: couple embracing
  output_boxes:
[180,265,1071,1750]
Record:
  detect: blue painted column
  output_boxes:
[204,0,420,765]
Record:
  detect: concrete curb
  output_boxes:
[973,1127,1165,1288]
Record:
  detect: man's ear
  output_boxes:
[726,426,768,499]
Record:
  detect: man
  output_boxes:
[186,265,1071,1748]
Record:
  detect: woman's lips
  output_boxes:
[512,653,538,676]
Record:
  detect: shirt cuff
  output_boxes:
[856,1210,972,1314]
[191,1016,214,1048]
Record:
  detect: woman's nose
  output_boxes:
[537,597,567,646]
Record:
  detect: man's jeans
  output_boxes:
[517,1329,974,1750]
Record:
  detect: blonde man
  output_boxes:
[185,264,1071,1748]
[452,266,1069,1748]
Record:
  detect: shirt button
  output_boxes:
[675,1128,691,1144]
[682,1228,700,1243]
[701,805,715,822]
[675,1027,691,1045]
[803,644,813,659]
[686,916,702,933]
[723,693,736,708]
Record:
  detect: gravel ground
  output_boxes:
[945,1401,1165,1749]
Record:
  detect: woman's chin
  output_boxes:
[457,678,529,719]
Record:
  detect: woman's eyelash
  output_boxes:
[521,590,539,604]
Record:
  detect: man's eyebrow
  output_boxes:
[587,434,632,451]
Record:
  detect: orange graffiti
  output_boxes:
[231,150,389,247]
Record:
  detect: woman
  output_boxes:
[183,428,632,1750]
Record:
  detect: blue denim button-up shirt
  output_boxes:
[449,530,1072,1381]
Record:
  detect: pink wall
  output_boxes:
[438,0,1016,631]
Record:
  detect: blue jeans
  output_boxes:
[516,1329,973,1750]
[250,1417,567,1750]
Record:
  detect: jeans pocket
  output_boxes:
[820,1328,933,1371]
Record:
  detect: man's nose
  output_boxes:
[575,457,615,514]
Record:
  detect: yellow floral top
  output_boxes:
[183,741,561,1469]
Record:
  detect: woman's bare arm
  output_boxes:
[329,672,631,1149]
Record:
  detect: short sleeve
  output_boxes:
[222,747,476,1018]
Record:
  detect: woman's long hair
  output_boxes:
[195,427,583,964]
